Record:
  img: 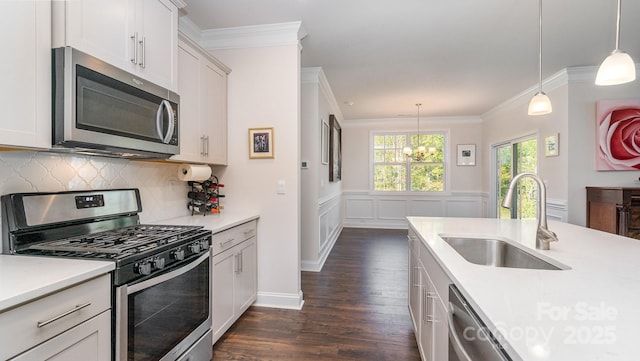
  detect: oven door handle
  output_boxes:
[127,252,209,295]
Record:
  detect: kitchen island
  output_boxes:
[408,216,639,361]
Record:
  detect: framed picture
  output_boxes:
[456,144,476,166]
[321,118,329,165]
[544,133,559,157]
[329,114,342,182]
[596,99,640,170]
[248,127,274,159]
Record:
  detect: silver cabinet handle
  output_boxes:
[200,136,205,156]
[204,135,210,157]
[139,36,146,68]
[220,238,235,248]
[37,302,92,328]
[130,32,138,64]
[239,251,243,273]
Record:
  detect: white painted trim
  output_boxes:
[169,0,186,9]
[178,31,231,74]
[178,16,202,42]
[482,68,569,119]
[301,224,342,272]
[301,67,344,120]
[199,21,307,50]
[254,290,305,310]
[342,116,482,128]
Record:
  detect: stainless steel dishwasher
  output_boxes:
[448,285,512,361]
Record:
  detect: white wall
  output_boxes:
[481,72,570,220]
[341,116,486,227]
[481,66,640,226]
[0,151,190,252]
[566,67,640,226]
[300,67,342,271]
[210,43,304,309]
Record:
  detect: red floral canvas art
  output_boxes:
[596,99,640,170]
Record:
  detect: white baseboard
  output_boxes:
[254,290,305,310]
[301,224,342,272]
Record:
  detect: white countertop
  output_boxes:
[153,208,259,234]
[408,216,640,361]
[0,256,114,312]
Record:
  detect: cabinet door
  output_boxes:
[10,311,111,361]
[212,248,236,343]
[172,41,203,162]
[432,298,449,361]
[136,0,178,91]
[408,247,421,333]
[0,1,50,148]
[58,0,130,71]
[419,269,435,361]
[202,60,228,165]
[235,237,257,315]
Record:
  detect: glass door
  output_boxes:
[494,137,537,219]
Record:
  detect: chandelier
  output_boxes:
[403,103,434,162]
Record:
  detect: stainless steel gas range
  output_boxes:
[1,188,212,361]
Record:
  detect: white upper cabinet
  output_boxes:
[171,34,229,165]
[53,0,179,92]
[0,0,51,149]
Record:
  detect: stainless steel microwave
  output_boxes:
[52,47,179,158]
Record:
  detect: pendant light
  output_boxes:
[403,104,426,161]
[528,0,552,116]
[595,0,636,86]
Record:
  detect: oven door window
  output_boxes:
[128,256,209,361]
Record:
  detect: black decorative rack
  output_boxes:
[187,175,225,216]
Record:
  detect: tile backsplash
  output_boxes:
[0,151,191,238]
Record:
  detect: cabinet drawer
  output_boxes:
[211,220,257,255]
[0,274,111,360]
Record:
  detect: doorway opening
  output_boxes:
[492,135,538,219]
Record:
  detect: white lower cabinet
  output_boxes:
[0,274,112,361]
[408,229,449,361]
[10,311,111,361]
[211,221,257,344]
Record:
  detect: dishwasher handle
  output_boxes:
[448,302,473,361]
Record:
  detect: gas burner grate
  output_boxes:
[29,225,203,255]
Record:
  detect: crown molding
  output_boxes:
[482,68,570,119]
[170,0,186,9]
[301,67,344,120]
[178,16,202,43]
[198,21,307,50]
[342,116,483,128]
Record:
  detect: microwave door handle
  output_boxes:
[155,100,175,144]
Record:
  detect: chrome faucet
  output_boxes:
[501,172,559,250]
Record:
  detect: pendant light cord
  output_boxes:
[538,0,543,93]
[615,0,621,50]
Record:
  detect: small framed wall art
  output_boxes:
[248,127,274,159]
[456,144,476,166]
[544,133,559,157]
[329,114,342,182]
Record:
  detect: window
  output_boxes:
[373,132,446,192]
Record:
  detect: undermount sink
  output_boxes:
[441,236,568,270]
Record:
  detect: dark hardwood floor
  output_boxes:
[212,228,421,361]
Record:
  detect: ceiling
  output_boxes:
[180,0,640,120]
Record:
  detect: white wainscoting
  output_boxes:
[302,193,343,272]
[547,198,568,222]
[343,191,489,229]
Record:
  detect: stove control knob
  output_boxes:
[199,240,210,251]
[135,261,152,275]
[153,257,165,269]
[189,243,202,253]
[171,249,185,261]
